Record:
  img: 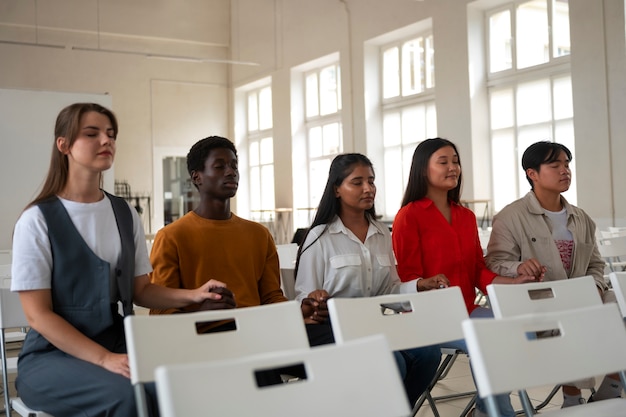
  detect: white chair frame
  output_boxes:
[326,287,473,417]
[154,335,410,417]
[609,271,626,318]
[125,301,310,417]
[486,275,603,412]
[463,304,626,417]
[0,285,53,416]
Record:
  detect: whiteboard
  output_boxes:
[0,88,113,250]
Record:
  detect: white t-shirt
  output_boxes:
[11,196,152,297]
[544,207,574,274]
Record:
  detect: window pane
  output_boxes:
[250,166,261,210]
[426,103,437,138]
[319,65,339,115]
[260,137,273,165]
[383,112,401,147]
[309,126,322,158]
[517,79,551,125]
[517,0,549,69]
[553,76,573,120]
[247,92,258,131]
[402,38,424,96]
[402,105,425,144]
[490,88,514,129]
[489,9,512,72]
[402,143,417,184]
[553,0,570,57]
[491,131,517,211]
[517,123,552,194]
[322,123,341,156]
[383,47,400,99]
[310,159,331,206]
[425,35,435,88]
[249,141,259,166]
[384,147,403,217]
[258,87,273,130]
[260,165,275,210]
[306,73,319,118]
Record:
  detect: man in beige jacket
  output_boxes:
[485,141,621,408]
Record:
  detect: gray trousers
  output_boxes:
[16,317,159,417]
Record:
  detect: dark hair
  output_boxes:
[187,136,238,189]
[521,141,572,189]
[400,138,462,207]
[295,153,376,279]
[27,103,118,208]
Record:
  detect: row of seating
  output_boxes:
[2,266,626,416]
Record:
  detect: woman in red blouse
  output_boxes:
[392,137,537,417]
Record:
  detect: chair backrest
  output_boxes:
[275,243,299,300]
[0,286,29,330]
[155,334,410,417]
[597,235,626,258]
[327,287,468,350]
[124,301,309,384]
[462,303,626,398]
[609,271,626,318]
[276,243,298,269]
[486,275,601,319]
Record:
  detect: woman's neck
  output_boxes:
[59,176,103,203]
[339,209,369,243]
[426,189,452,223]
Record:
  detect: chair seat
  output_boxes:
[11,397,54,417]
[5,330,26,344]
[534,397,626,416]
[2,356,17,373]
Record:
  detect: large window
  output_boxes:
[487,0,575,212]
[381,33,436,218]
[246,86,275,220]
[304,63,342,211]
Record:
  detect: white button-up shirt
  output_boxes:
[295,216,417,302]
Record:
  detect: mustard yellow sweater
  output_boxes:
[150,211,287,314]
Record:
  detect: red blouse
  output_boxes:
[392,198,496,313]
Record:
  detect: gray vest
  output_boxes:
[20,192,135,356]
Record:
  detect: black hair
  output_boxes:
[400,138,462,207]
[521,141,572,189]
[294,153,376,279]
[186,136,238,189]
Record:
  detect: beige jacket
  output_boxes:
[485,192,607,292]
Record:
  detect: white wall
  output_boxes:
[0,0,232,235]
[0,88,112,249]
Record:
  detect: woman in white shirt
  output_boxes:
[294,153,441,406]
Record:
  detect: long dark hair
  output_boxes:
[27,103,118,209]
[294,153,376,279]
[400,137,462,207]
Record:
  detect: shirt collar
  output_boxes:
[327,215,385,237]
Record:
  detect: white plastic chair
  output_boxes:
[0,285,53,416]
[327,287,474,416]
[597,235,626,272]
[486,275,603,412]
[276,243,298,300]
[463,303,626,417]
[155,334,409,417]
[125,301,310,417]
[609,271,626,318]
